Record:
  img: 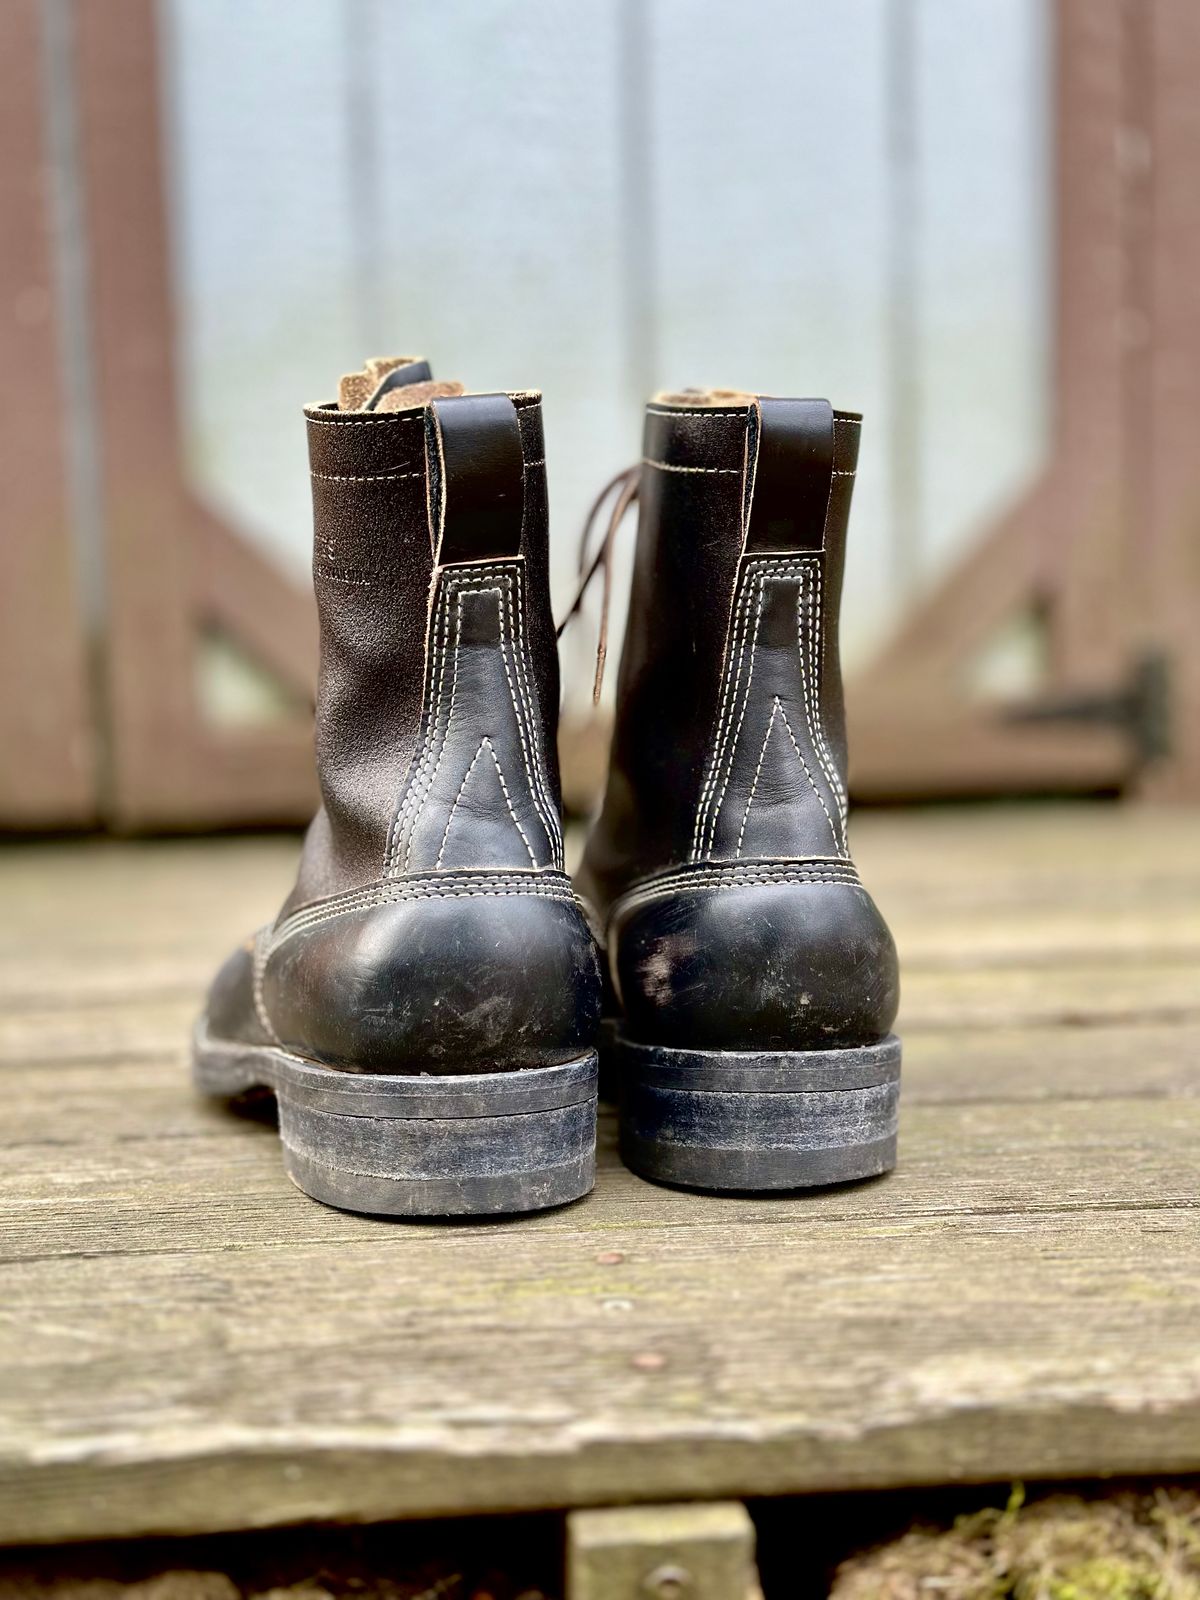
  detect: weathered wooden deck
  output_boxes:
[1,806,1197,1548]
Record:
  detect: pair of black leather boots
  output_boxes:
[194,360,900,1216]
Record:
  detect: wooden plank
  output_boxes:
[2,950,1198,1052]
[1,1017,1197,1133]
[1,805,1199,988]
[0,1178,1196,1542]
[848,696,1130,799]
[0,810,1197,1544]
[0,0,97,826]
[566,1503,758,1600]
[0,1024,1196,1164]
[0,1092,1196,1258]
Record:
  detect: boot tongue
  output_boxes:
[336,355,464,413]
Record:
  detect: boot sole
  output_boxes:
[192,1022,597,1217]
[616,1033,900,1192]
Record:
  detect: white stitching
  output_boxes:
[281,871,574,932]
[796,566,847,847]
[694,554,849,859]
[390,570,468,868]
[481,740,538,866]
[641,457,740,475]
[494,581,555,861]
[251,927,282,1045]
[387,568,467,869]
[437,738,491,869]
[802,564,849,831]
[405,586,468,871]
[776,700,841,852]
[645,408,748,420]
[435,737,538,869]
[624,871,858,899]
[694,557,815,858]
[616,876,861,915]
[310,469,423,482]
[305,412,422,428]
[694,569,764,856]
[735,698,781,857]
[387,562,561,874]
[692,565,768,856]
[612,865,861,920]
[396,582,465,871]
[622,859,856,893]
[643,409,860,426]
[500,572,564,864]
[269,873,579,953]
[810,565,848,819]
[313,568,373,588]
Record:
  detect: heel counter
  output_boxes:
[263,872,602,1072]
[610,864,899,1051]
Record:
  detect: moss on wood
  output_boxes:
[830,1486,1200,1600]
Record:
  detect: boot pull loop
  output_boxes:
[425,394,526,567]
[742,398,835,554]
[555,463,641,704]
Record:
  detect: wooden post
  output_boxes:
[0,0,96,826]
[68,0,318,830]
[847,0,1200,801]
[1139,0,1200,799]
[566,1504,760,1600]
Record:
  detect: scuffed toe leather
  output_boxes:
[204,939,273,1048]
[264,875,601,1072]
[610,870,899,1051]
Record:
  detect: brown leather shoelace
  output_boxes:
[555,463,641,703]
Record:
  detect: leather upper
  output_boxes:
[204,383,599,1074]
[290,389,559,907]
[581,395,898,1052]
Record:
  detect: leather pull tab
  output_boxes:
[743,397,835,553]
[426,394,525,565]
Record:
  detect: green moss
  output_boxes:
[830,1487,1200,1600]
[1036,1557,1160,1600]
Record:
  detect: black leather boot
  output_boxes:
[194,363,602,1216]
[578,392,900,1191]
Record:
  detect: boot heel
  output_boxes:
[616,1034,900,1192]
[195,1026,597,1216]
[278,1055,597,1217]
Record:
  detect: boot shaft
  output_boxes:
[295,389,561,903]
[583,394,861,908]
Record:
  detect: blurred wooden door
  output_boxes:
[3,0,1198,831]
[2,0,317,831]
[849,0,1200,802]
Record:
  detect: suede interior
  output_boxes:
[652,387,755,408]
[653,388,862,425]
[337,355,464,413]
